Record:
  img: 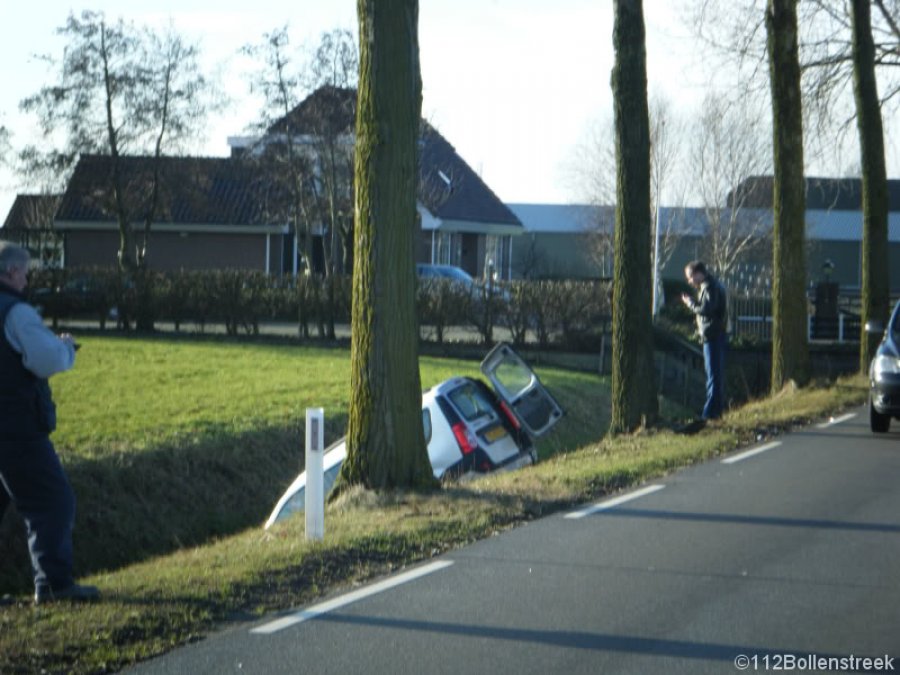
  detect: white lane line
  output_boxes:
[721,441,782,465]
[816,412,857,429]
[250,560,454,635]
[565,484,666,520]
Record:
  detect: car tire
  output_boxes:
[870,399,891,433]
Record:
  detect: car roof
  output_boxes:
[424,376,481,398]
[416,264,475,280]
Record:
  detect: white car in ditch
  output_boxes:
[265,343,563,528]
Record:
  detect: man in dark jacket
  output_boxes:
[681,260,728,422]
[0,242,98,604]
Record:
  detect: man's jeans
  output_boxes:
[0,435,76,591]
[702,332,728,420]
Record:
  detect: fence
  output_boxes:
[730,292,889,343]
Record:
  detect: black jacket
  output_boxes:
[688,275,727,343]
[0,286,57,437]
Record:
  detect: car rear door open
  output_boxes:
[480,342,564,437]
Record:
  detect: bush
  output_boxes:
[29,269,629,353]
[417,278,471,344]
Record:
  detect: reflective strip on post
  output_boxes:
[305,407,325,541]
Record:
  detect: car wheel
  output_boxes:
[870,398,891,433]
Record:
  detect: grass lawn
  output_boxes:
[0,335,612,593]
[0,334,869,674]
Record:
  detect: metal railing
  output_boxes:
[729,293,887,343]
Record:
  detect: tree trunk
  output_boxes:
[851,0,890,373]
[766,0,810,392]
[340,0,435,490]
[609,0,659,434]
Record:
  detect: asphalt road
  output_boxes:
[128,406,900,674]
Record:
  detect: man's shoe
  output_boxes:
[34,583,100,605]
[676,418,707,435]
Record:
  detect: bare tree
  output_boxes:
[648,93,687,311]
[563,116,617,275]
[565,113,617,208]
[2,195,63,267]
[299,29,359,279]
[19,11,217,327]
[610,0,659,434]
[851,0,891,372]
[0,126,9,167]
[340,0,435,490]
[568,94,684,284]
[691,0,900,171]
[692,93,773,279]
[303,28,359,91]
[242,26,315,278]
[244,28,359,338]
[767,0,811,390]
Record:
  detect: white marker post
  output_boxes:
[305,408,325,541]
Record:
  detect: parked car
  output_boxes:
[264,343,564,528]
[416,263,478,287]
[865,299,900,433]
[31,277,117,320]
[416,263,510,303]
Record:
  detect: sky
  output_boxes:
[0,0,716,222]
[0,0,803,224]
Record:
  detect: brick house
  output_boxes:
[51,86,523,279]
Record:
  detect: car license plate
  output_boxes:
[483,425,507,443]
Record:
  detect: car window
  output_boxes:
[323,462,342,495]
[443,268,473,283]
[492,357,534,398]
[423,408,432,444]
[448,383,495,422]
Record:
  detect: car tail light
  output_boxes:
[498,400,521,430]
[451,422,477,455]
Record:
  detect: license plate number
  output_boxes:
[483,425,507,443]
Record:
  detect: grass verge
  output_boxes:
[0,356,868,673]
[0,337,612,591]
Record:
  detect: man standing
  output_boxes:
[0,242,98,604]
[681,260,728,424]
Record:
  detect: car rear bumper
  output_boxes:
[493,448,537,473]
[447,446,536,481]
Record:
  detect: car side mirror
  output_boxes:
[865,320,885,335]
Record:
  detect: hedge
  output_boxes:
[26,268,613,347]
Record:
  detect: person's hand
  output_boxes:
[680,293,693,308]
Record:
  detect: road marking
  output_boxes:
[721,441,782,465]
[816,412,857,429]
[565,484,666,520]
[250,560,454,635]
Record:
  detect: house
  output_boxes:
[1,194,63,267]
[230,85,523,279]
[45,85,523,278]
[507,203,612,279]
[416,123,523,280]
[54,155,290,273]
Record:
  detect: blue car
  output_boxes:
[866,300,900,433]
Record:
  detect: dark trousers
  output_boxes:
[0,435,75,592]
[702,332,728,420]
